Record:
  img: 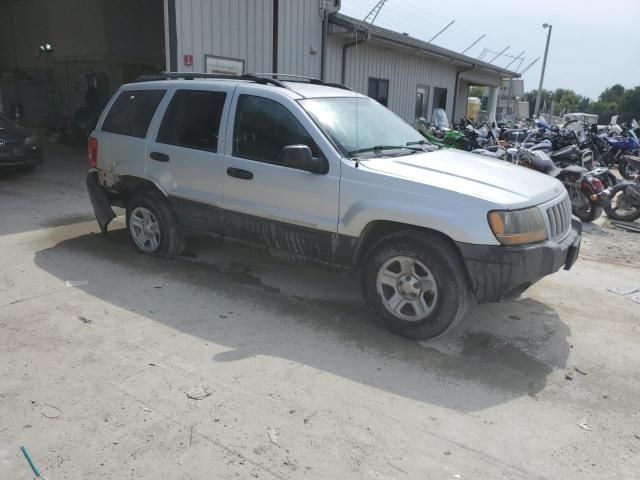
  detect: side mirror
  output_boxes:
[279,145,328,174]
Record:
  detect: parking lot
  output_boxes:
[1,145,639,479]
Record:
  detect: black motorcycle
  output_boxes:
[516,148,610,222]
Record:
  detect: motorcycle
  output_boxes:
[511,139,610,222]
[587,123,640,179]
[605,156,640,222]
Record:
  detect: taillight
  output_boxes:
[583,176,604,192]
[88,137,98,168]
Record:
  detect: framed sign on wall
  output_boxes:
[204,55,245,76]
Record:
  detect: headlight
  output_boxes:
[24,135,38,147]
[488,207,547,245]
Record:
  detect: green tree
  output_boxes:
[469,86,486,98]
[599,84,625,104]
[524,89,554,117]
[554,88,580,116]
[621,86,640,122]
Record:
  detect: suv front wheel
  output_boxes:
[362,231,469,339]
[126,190,185,257]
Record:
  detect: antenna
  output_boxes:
[458,34,485,57]
[488,46,510,64]
[518,57,540,75]
[361,0,388,31]
[426,20,455,44]
[504,50,525,70]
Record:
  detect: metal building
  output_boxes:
[166,0,519,123]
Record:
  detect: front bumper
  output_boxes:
[456,220,582,303]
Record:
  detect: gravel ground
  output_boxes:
[1,145,639,479]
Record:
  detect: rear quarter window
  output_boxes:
[102,89,166,138]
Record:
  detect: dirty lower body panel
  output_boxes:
[457,220,582,303]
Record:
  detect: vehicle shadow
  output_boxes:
[33,227,571,412]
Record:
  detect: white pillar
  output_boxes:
[487,86,499,122]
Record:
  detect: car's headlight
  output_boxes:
[24,135,38,147]
[488,207,547,245]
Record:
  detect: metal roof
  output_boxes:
[329,13,520,79]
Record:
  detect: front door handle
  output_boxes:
[226,167,253,180]
[150,151,170,162]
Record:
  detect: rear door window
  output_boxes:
[102,89,166,138]
[157,90,226,152]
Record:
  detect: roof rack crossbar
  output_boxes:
[251,73,352,91]
[135,72,290,89]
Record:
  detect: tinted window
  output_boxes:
[157,90,226,151]
[368,78,389,106]
[233,95,321,164]
[102,89,165,138]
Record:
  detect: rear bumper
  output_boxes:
[0,146,43,168]
[87,170,116,234]
[456,220,582,303]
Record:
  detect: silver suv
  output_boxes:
[87,73,581,339]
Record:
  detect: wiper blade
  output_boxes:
[347,145,423,156]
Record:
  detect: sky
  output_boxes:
[340,0,640,100]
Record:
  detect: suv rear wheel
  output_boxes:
[362,231,469,339]
[126,190,185,257]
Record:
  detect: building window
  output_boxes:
[157,90,227,152]
[368,78,389,106]
[415,85,430,119]
[433,87,447,110]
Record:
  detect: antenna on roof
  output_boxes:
[426,20,455,44]
[488,46,510,64]
[518,57,540,75]
[360,0,388,34]
[459,34,485,56]
[504,50,525,70]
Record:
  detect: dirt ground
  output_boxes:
[1,145,639,479]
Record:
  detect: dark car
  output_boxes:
[0,114,43,171]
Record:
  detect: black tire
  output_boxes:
[17,164,37,172]
[125,189,185,257]
[619,158,639,180]
[573,201,603,223]
[361,230,469,340]
[605,183,640,221]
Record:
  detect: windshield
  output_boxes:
[0,114,20,130]
[299,97,426,157]
[431,108,449,129]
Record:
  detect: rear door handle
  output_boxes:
[226,167,253,180]
[150,151,170,162]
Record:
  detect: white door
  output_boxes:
[221,85,340,262]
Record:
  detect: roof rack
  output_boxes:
[135,72,352,92]
[135,72,289,89]
[252,73,352,91]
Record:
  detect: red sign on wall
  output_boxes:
[183,54,193,66]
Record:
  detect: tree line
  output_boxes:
[523,84,640,123]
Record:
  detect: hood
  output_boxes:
[359,149,565,209]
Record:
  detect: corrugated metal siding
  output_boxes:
[328,39,458,122]
[278,0,323,77]
[175,0,273,73]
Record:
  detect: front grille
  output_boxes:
[546,194,572,240]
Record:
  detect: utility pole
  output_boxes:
[534,23,552,117]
